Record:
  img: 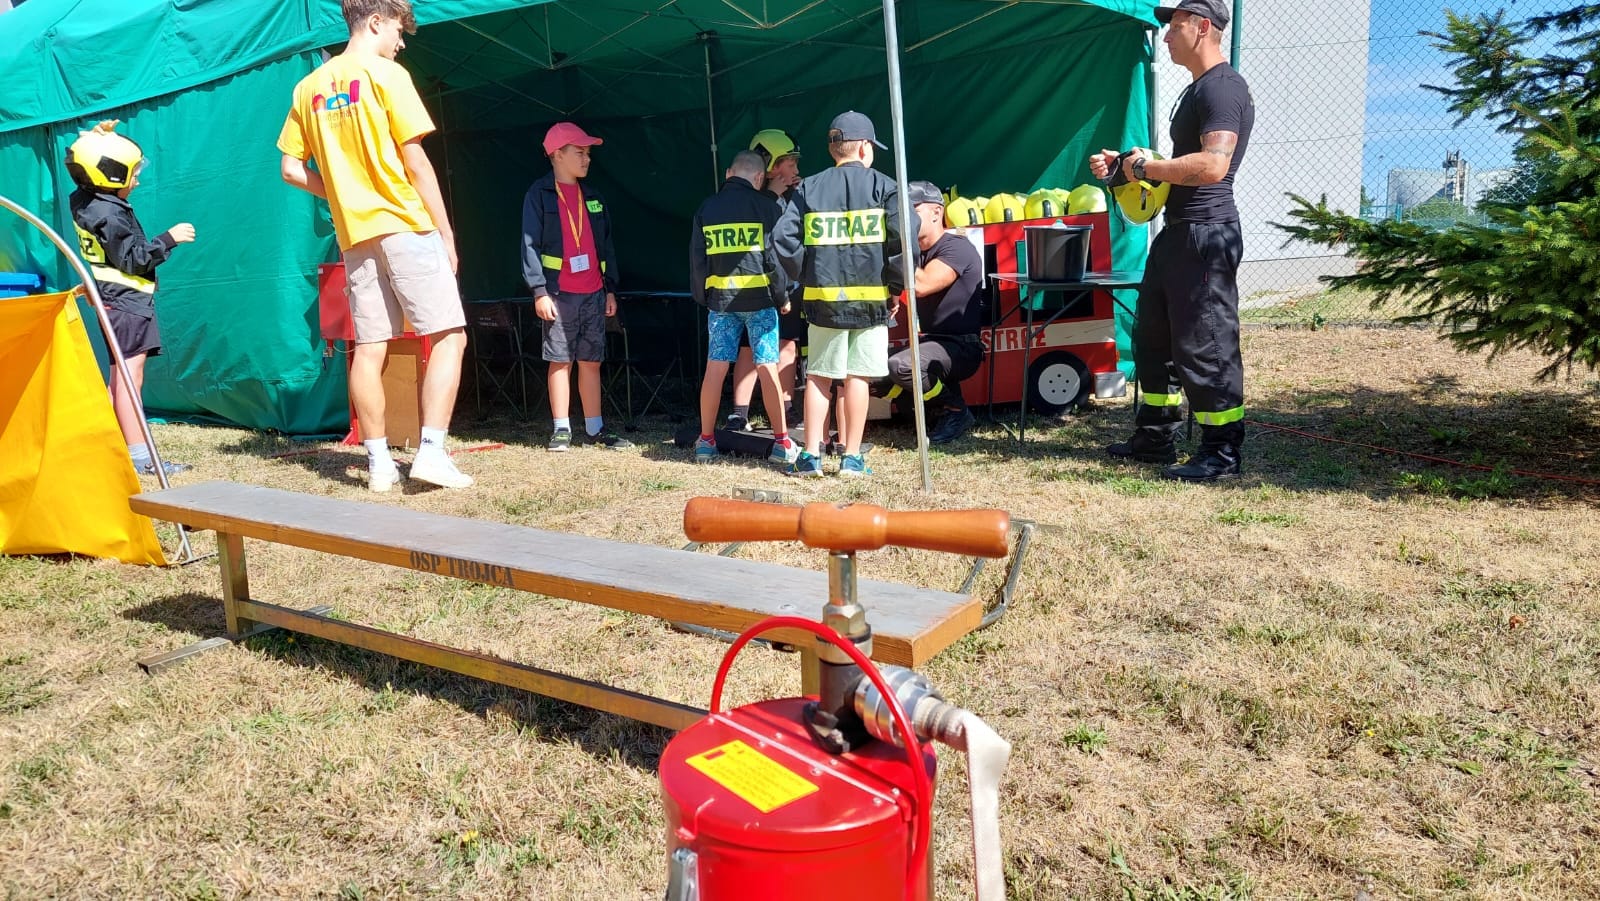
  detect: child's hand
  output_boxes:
[92,119,121,135]
[534,295,556,321]
[167,223,196,243]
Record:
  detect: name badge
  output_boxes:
[569,253,592,273]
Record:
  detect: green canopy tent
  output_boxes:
[0,0,1158,440]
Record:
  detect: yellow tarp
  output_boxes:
[0,291,166,565]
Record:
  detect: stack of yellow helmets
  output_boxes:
[941,183,1112,226]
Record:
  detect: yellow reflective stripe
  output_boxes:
[804,209,887,246]
[74,225,107,264]
[540,254,562,270]
[802,286,890,301]
[884,385,904,400]
[90,264,154,294]
[703,222,765,254]
[923,380,944,402]
[1194,406,1245,426]
[1143,392,1183,407]
[705,273,770,290]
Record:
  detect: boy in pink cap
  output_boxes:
[519,122,631,451]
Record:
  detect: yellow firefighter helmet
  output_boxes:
[1105,153,1169,225]
[66,130,145,190]
[749,129,799,171]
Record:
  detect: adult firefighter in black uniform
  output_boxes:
[1091,0,1254,481]
[776,111,910,478]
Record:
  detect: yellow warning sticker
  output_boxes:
[686,740,820,814]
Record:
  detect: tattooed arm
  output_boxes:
[1129,131,1238,187]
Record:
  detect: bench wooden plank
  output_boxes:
[131,482,982,668]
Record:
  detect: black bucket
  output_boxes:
[1024,223,1091,283]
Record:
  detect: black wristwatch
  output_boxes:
[1131,156,1148,182]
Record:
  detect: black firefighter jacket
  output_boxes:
[689,178,788,314]
[69,187,176,317]
[775,161,916,330]
[520,171,620,297]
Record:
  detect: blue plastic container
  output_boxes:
[0,272,43,298]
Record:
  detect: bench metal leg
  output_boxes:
[962,519,1036,632]
[136,605,335,675]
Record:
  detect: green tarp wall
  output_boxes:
[0,0,1156,434]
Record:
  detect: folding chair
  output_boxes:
[604,300,686,429]
[468,300,532,415]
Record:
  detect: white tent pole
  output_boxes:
[703,36,721,191]
[0,193,197,563]
[880,0,933,493]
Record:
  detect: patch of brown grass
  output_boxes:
[2,325,1598,898]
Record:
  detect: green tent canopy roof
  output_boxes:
[0,0,1158,435]
[1,0,1155,134]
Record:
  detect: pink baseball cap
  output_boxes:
[543,122,603,156]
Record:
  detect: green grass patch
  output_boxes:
[1062,723,1109,755]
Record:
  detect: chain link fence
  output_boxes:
[1151,1,1551,326]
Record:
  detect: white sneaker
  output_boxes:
[368,465,403,493]
[409,453,474,489]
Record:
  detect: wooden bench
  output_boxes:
[130,481,992,731]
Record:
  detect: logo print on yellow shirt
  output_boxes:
[313,79,363,114]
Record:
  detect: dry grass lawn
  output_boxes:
[2,325,1597,900]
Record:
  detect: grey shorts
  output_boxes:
[541,290,607,363]
[344,230,466,343]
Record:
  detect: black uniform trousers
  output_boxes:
[885,335,983,409]
[1133,220,1245,445]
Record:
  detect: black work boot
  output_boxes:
[928,404,976,445]
[1162,424,1243,482]
[1106,427,1178,464]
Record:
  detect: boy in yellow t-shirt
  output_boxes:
[277,0,472,492]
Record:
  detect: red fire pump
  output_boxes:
[661,499,1015,901]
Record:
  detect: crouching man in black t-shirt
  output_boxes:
[880,180,984,445]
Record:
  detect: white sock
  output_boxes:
[417,426,448,459]
[363,437,395,471]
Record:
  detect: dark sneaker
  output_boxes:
[138,460,192,477]
[786,451,824,478]
[928,406,976,445]
[547,428,572,453]
[838,454,872,478]
[724,413,748,432]
[589,430,635,450]
[1106,430,1178,464]
[1162,447,1242,483]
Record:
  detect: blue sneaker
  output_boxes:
[838,454,872,478]
[768,437,800,466]
[786,451,824,478]
[694,437,719,463]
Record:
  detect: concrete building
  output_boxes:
[1151,0,1372,299]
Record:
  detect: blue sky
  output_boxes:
[1362,0,1572,196]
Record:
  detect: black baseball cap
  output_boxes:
[1154,0,1230,29]
[906,181,944,206]
[828,111,888,150]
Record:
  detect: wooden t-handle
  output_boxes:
[683,498,1011,558]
